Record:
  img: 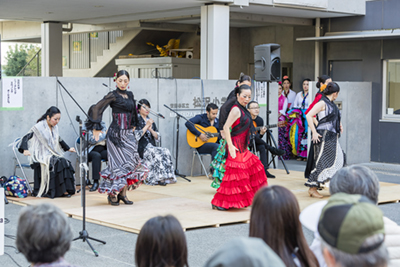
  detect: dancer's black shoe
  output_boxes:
[89,181,99,192]
[266,170,276,178]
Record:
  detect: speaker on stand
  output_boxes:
[254,44,289,174]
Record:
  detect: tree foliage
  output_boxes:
[3,44,41,77]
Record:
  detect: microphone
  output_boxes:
[156,112,165,119]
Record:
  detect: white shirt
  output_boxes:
[293,91,309,109]
[284,89,297,109]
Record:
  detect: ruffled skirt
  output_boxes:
[31,157,75,198]
[142,143,176,185]
[99,129,149,195]
[210,139,227,189]
[305,130,345,188]
[211,149,268,209]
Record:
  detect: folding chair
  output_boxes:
[11,137,33,193]
[191,149,211,177]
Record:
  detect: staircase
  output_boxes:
[63,29,142,77]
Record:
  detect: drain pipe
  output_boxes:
[62,23,73,32]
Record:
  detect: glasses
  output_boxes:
[249,107,260,110]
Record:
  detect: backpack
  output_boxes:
[4,175,29,198]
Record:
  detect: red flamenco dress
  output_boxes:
[211,104,268,209]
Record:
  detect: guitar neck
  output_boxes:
[255,124,278,131]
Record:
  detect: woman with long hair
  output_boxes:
[135,215,188,267]
[250,185,319,267]
[137,99,176,186]
[211,74,252,189]
[211,84,267,210]
[86,70,148,206]
[19,106,76,198]
[305,82,345,198]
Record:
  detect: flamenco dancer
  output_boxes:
[305,82,345,198]
[210,74,252,188]
[86,70,148,206]
[211,84,268,210]
[304,75,332,179]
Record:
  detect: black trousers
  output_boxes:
[196,142,219,159]
[255,144,269,170]
[88,145,107,181]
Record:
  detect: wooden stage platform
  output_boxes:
[7,169,400,234]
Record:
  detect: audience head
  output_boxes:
[324,82,340,98]
[318,193,388,267]
[16,203,73,264]
[316,75,332,90]
[330,165,380,204]
[250,185,319,267]
[205,237,285,267]
[137,99,151,117]
[206,103,219,121]
[37,106,61,124]
[135,215,188,267]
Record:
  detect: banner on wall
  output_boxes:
[1,77,23,110]
[254,81,267,106]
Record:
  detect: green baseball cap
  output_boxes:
[318,193,385,254]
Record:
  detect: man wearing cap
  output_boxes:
[318,193,389,267]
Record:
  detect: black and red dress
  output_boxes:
[211,103,268,209]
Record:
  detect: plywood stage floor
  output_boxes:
[7,169,400,234]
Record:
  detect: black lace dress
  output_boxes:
[87,88,148,195]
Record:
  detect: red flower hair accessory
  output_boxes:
[113,73,117,82]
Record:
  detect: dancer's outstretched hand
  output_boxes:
[229,145,239,159]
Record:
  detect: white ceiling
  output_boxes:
[0,0,360,25]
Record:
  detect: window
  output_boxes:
[382,60,400,120]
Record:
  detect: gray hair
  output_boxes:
[16,203,73,264]
[320,235,388,267]
[329,165,380,204]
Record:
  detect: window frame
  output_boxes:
[381,59,400,123]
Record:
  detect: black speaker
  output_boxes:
[254,44,281,82]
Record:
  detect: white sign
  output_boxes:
[254,81,267,106]
[2,77,23,109]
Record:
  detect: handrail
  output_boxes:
[16,48,41,76]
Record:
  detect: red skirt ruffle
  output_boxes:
[211,150,268,209]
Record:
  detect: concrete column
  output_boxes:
[41,22,62,77]
[200,4,230,80]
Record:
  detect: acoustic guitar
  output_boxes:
[186,124,219,148]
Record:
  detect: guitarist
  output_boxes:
[247,101,285,178]
[185,103,220,161]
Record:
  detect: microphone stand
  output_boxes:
[163,104,192,182]
[56,78,106,256]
